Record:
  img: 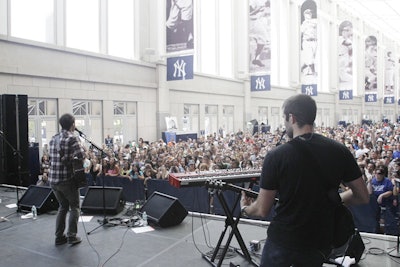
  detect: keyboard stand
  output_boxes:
[203,182,259,267]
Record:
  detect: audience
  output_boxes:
[40,121,400,234]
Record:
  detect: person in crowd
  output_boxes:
[104,157,120,177]
[370,166,396,233]
[89,156,102,184]
[48,113,85,246]
[240,94,369,266]
[129,163,144,181]
[37,154,50,186]
[105,134,113,149]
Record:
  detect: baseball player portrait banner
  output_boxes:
[248,0,271,81]
[384,49,395,105]
[338,20,353,100]
[364,35,377,103]
[166,0,194,53]
[300,0,318,96]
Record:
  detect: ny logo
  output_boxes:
[255,77,266,90]
[173,59,187,79]
[341,91,350,99]
[305,86,314,95]
[386,97,393,104]
[367,95,375,102]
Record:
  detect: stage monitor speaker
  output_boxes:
[141,191,187,228]
[18,185,58,214]
[328,230,365,264]
[81,186,125,215]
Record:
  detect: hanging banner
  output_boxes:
[167,55,193,81]
[384,50,395,105]
[338,21,353,100]
[249,0,271,73]
[251,75,271,91]
[300,0,318,96]
[364,35,377,102]
[166,0,194,53]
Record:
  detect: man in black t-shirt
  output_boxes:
[240,94,369,266]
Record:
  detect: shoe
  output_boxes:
[55,235,68,246]
[67,236,82,245]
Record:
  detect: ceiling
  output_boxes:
[334,0,400,44]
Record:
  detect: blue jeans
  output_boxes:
[260,239,330,267]
[51,181,80,238]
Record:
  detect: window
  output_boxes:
[66,0,99,52]
[108,0,135,59]
[72,100,102,145]
[183,104,199,132]
[113,101,137,145]
[28,98,57,154]
[222,105,234,135]
[205,104,218,136]
[10,0,54,43]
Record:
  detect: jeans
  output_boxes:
[51,181,80,238]
[260,239,330,267]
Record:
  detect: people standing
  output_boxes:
[240,94,369,266]
[48,113,85,246]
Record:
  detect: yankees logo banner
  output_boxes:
[167,55,193,81]
[251,75,270,91]
[300,0,318,96]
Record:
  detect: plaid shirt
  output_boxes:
[48,129,85,185]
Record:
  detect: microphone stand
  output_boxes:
[75,130,110,235]
[0,131,23,214]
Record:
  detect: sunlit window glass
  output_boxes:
[10,0,54,43]
[200,1,216,75]
[66,0,99,53]
[108,0,135,59]
[219,0,233,78]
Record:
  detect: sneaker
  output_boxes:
[67,236,82,245]
[55,235,68,246]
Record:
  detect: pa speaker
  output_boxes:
[81,186,125,215]
[328,230,365,264]
[18,185,58,214]
[141,191,187,228]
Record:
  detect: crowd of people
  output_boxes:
[39,121,400,233]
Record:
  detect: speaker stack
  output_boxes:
[18,185,58,214]
[0,94,29,186]
[140,191,188,228]
[81,186,125,215]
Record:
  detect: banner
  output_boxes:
[167,55,193,81]
[364,35,377,102]
[338,21,353,100]
[251,75,271,91]
[300,0,318,96]
[384,50,395,104]
[166,0,194,53]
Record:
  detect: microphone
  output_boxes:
[276,130,286,146]
[75,128,85,137]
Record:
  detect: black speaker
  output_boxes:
[141,191,187,228]
[328,230,365,264]
[18,185,58,214]
[81,186,125,215]
[0,94,29,186]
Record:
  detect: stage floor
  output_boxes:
[0,185,399,267]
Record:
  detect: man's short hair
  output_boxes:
[283,94,316,127]
[59,113,75,130]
